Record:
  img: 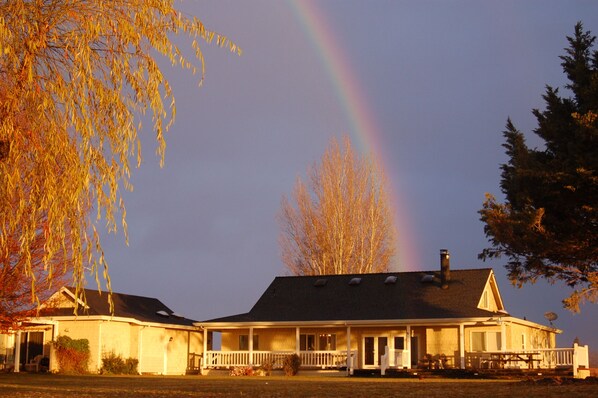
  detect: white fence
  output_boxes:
[203,350,356,369]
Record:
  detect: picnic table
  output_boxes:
[487,351,541,369]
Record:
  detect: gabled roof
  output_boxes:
[204,269,506,324]
[40,287,197,327]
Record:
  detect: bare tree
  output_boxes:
[278,136,396,275]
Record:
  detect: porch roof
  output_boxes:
[203,269,503,324]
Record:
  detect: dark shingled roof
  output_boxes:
[204,269,504,323]
[41,288,197,327]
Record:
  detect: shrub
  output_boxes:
[53,335,90,374]
[230,366,254,376]
[259,358,273,376]
[101,351,139,375]
[283,354,301,376]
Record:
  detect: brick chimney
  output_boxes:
[440,249,450,289]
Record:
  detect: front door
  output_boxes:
[363,336,388,368]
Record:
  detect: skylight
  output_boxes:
[349,277,362,286]
[421,274,435,283]
[171,312,185,318]
[384,275,397,284]
[314,278,327,287]
[156,310,170,317]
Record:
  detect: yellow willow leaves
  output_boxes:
[0,0,240,310]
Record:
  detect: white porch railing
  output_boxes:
[536,348,574,368]
[465,344,589,378]
[203,350,357,369]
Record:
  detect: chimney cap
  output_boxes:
[440,249,449,256]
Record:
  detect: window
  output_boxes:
[301,333,336,350]
[239,335,259,351]
[471,331,501,352]
[300,334,316,351]
[521,334,526,351]
[318,334,336,350]
[394,336,405,350]
[481,290,489,309]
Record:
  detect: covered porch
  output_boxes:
[195,321,461,372]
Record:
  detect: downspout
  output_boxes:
[97,321,103,372]
[187,331,190,374]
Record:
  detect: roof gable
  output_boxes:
[205,269,507,323]
[477,271,506,312]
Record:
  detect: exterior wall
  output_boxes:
[425,327,459,367]
[52,320,199,375]
[507,322,555,350]
[165,329,194,375]
[0,333,13,366]
[56,319,101,372]
[139,326,167,374]
[100,321,133,359]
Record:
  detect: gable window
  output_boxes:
[471,331,501,352]
[239,335,259,351]
[481,290,489,309]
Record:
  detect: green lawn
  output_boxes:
[0,373,596,398]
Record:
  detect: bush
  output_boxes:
[53,335,90,374]
[230,366,254,376]
[101,351,139,375]
[283,354,301,376]
[259,358,273,376]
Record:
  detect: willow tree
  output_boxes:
[480,23,597,312]
[279,136,396,275]
[0,0,240,306]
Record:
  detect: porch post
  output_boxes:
[295,327,300,356]
[500,322,507,351]
[346,325,352,375]
[249,327,254,366]
[459,324,465,369]
[202,327,208,370]
[405,326,411,369]
[14,330,21,373]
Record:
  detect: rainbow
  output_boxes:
[288,0,422,271]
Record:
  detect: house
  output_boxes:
[196,250,588,374]
[0,287,206,374]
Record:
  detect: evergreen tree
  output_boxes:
[480,22,598,312]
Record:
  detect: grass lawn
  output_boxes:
[0,373,596,398]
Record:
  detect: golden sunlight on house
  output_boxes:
[0,250,590,378]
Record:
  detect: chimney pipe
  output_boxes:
[440,249,450,289]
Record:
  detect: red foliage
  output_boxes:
[0,215,70,332]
